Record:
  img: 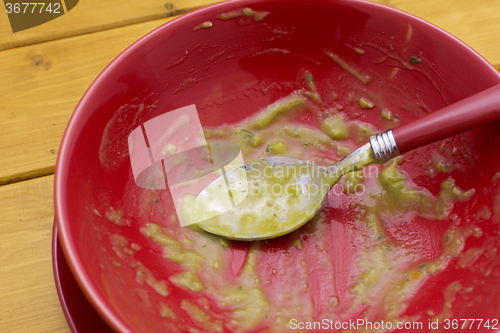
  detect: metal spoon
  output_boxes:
[193,84,500,240]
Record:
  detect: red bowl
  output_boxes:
[55,0,500,332]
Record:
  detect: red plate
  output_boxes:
[52,220,113,333]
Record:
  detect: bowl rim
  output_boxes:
[54,0,500,332]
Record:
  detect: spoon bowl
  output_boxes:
[194,157,327,240]
[194,143,378,239]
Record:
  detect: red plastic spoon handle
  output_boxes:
[392,83,500,154]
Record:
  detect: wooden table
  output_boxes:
[1,0,500,331]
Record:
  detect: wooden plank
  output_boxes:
[0,175,70,333]
[1,0,500,186]
[0,0,220,51]
[0,16,174,186]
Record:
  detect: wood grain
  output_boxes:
[0,0,220,51]
[0,175,70,333]
[0,16,175,186]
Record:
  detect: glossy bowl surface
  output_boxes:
[55,0,500,332]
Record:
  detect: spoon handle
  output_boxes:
[391,83,500,155]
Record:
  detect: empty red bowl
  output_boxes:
[55,0,500,332]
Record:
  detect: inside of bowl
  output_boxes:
[57,0,500,332]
